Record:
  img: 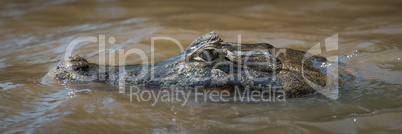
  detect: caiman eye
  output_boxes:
[198,49,219,62]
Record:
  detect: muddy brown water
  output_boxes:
[1,0,402,133]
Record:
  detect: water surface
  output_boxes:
[0,0,401,133]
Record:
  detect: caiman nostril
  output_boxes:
[67,54,88,62]
[72,62,89,71]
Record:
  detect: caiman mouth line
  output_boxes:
[46,32,330,97]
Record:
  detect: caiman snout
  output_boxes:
[46,54,98,81]
[66,55,90,72]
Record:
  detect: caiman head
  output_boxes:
[46,32,329,97]
[160,32,329,97]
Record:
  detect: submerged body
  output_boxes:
[46,32,331,97]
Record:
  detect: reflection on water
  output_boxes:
[0,0,401,133]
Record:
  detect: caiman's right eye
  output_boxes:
[199,49,219,62]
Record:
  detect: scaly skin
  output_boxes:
[46,32,329,97]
